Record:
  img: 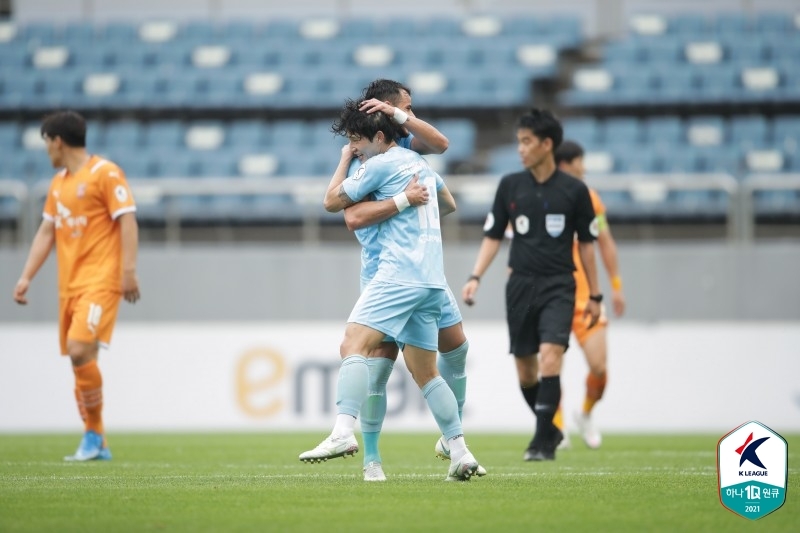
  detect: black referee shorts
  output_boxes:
[505,272,575,357]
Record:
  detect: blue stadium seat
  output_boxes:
[0,123,20,148]
[270,121,310,148]
[228,120,270,149]
[693,146,742,175]
[696,65,740,102]
[669,14,709,36]
[729,116,769,150]
[652,67,699,104]
[437,119,477,161]
[773,116,800,154]
[602,117,643,146]
[713,13,752,37]
[753,190,800,216]
[755,12,792,33]
[487,144,521,174]
[562,117,601,147]
[105,121,145,149]
[146,121,186,149]
[152,151,194,178]
[84,120,104,149]
[191,152,232,178]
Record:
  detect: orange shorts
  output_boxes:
[58,290,122,356]
[571,303,608,346]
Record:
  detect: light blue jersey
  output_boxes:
[353,134,416,287]
[342,145,447,289]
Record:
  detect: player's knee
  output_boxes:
[66,340,98,366]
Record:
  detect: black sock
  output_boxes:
[520,382,540,415]
[534,376,561,437]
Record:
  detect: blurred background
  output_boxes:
[0,0,798,433]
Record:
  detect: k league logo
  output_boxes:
[717,421,787,521]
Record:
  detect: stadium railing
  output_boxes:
[1,172,775,245]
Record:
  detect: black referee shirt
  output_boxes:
[483,168,597,276]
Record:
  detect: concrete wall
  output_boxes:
[1,241,798,322]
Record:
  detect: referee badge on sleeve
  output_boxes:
[483,212,495,231]
[545,213,565,237]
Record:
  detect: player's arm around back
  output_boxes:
[119,212,140,304]
[13,219,56,305]
[344,174,429,230]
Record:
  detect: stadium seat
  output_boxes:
[729,116,769,150]
[104,121,145,149]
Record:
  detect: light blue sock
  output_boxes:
[335,355,369,418]
[361,358,394,466]
[437,341,468,421]
[421,376,462,440]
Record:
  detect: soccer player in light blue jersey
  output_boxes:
[337,80,479,481]
[299,99,481,481]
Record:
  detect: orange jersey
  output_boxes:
[43,155,136,297]
[573,188,606,309]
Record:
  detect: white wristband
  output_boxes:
[393,192,411,212]
[392,107,409,125]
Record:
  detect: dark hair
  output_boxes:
[362,79,411,105]
[40,110,86,147]
[331,98,401,143]
[516,108,563,151]
[555,139,584,165]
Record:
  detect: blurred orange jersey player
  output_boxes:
[554,140,626,451]
[13,111,140,462]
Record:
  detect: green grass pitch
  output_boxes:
[1,432,797,532]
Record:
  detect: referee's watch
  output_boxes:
[589,293,603,303]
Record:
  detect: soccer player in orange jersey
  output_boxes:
[13,111,140,461]
[553,140,626,449]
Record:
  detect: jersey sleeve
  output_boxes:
[99,163,137,220]
[575,181,597,243]
[397,134,414,150]
[434,172,444,191]
[482,177,510,240]
[341,160,384,203]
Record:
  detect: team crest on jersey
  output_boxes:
[545,213,565,237]
[77,183,87,198]
[115,185,128,202]
[483,212,495,232]
[515,215,530,235]
[352,165,366,181]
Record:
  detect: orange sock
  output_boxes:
[73,360,104,435]
[582,372,607,415]
[553,403,564,431]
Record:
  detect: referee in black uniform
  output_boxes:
[462,108,602,461]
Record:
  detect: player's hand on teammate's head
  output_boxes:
[359,98,393,116]
[404,174,429,207]
[12,278,30,305]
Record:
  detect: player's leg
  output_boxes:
[506,273,543,455]
[361,342,399,481]
[575,322,608,449]
[63,291,119,462]
[555,307,590,450]
[400,289,480,481]
[436,288,468,420]
[301,282,411,463]
[527,276,574,461]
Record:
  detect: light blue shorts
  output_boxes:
[440,286,463,329]
[348,281,446,352]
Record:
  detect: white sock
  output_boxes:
[448,435,467,462]
[331,414,356,439]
